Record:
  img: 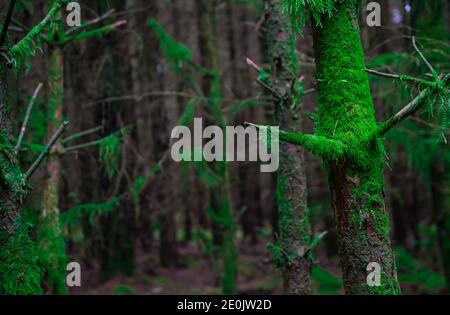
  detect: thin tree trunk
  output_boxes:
[39,43,68,294]
[264,0,312,295]
[196,0,237,294]
[431,157,450,290]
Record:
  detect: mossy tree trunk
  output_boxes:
[0,46,42,296]
[310,1,400,294]
[431,157,450,290]
[265,0,312,295]
[39,42,68,294]
[196,0,237,295]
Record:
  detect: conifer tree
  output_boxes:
[248,0,450,294]
[0,0,68,295]
[261,0,312,294]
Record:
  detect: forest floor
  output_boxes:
[71,237,344,295]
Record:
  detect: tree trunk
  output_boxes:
[265,0,312,295]
[431,157,450,290]
[311,0,400,294]
[0,48,42,296]
[39,43,68,294]
[196,0,237,294]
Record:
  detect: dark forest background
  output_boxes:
[1,0,450,295]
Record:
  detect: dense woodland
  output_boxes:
[0,0,449,295]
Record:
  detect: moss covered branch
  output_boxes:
[8,0,67,71]
[62,20,127,45]
[279,129,345,160]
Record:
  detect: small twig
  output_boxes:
[63,139,103,153]
[14,83,43,154]
[65,9,115,35]
[62,125,103,144]
[25,120,69,180]
[246,57,262,72]
[412,36,436,75]
[365,68,400,80]
[256,78,283,99]
[0,0,17,47]
[303,88,315,95]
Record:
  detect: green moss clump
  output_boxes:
[0,220,42,295]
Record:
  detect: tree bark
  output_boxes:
[311,0,400,294]
[265,0,312,295]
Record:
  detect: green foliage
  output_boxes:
[8,0,67,74]
[147,18,192,73]
[0,221,42,295]
[113,284,134,295]
[37,212,68,294]
[395,246,446,294]
[311,265,342,294]
[99,133,121,180]
[283,0,336,30]
[61,197,120,229]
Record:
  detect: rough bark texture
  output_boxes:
[311,0,400,294]
[265,0,312,295]
[0,47,42,296]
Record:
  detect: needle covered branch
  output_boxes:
[8,0,68,71]
[62,20,127,45]
[373,73,449,138]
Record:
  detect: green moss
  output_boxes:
[0,219,42,295]
[37,211,68,294]
[8,0,67,74]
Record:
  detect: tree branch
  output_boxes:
[8,0,66,66]
[62,20,127,45]
[14,82,43,154]
[25,120,68,180]
[373,73,448,138]
[65,9,115,35]
[412,36,436,75]
[365,68,436,88]
[245,122,345,160]
[62,125,103,144]
[0,0,17,47]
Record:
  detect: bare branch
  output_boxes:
[63,20,127,45]
[14,83,43,154]
[0,0,17,47]
[25,120,68,180]
[374,74,448,138]
[256,78,283,99]
[365,68,400,80]
[246,57,262,72]
[63,139,103,153]
[412,36,436,75]
[62,125,103,144]
[65,9,115,35]
[365,68,436,87]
